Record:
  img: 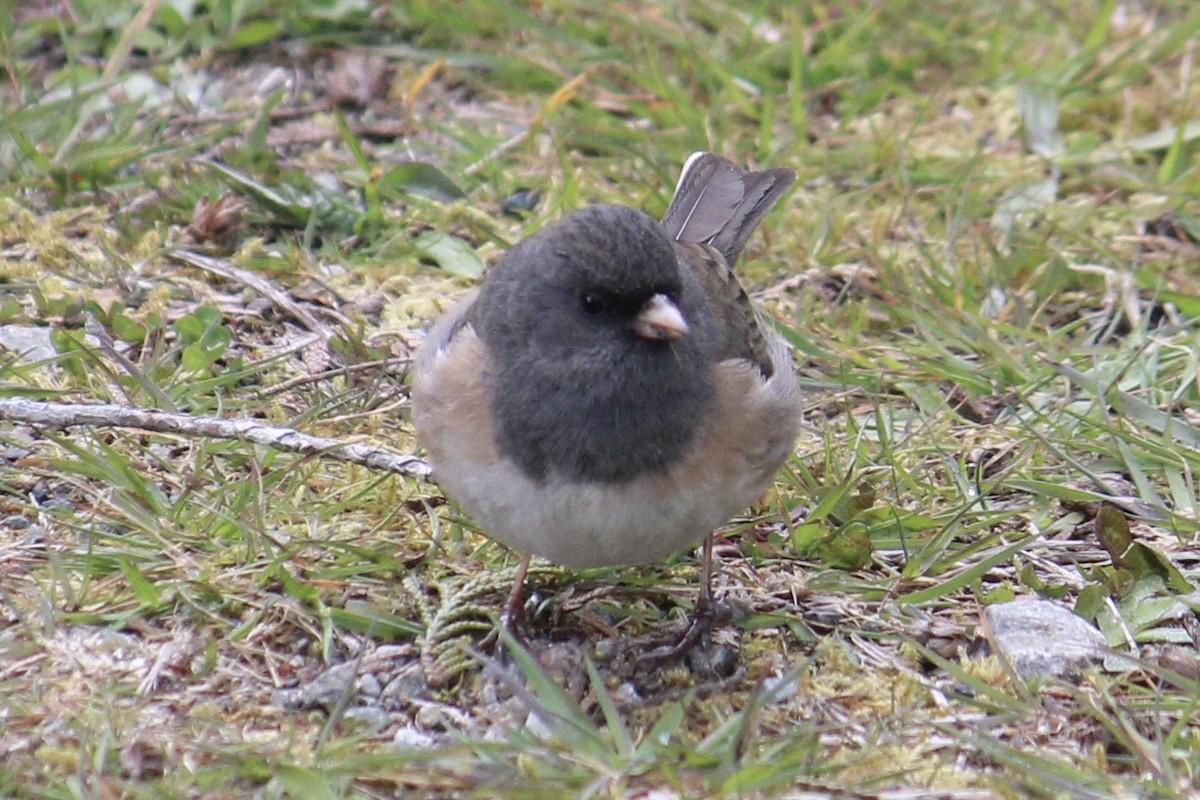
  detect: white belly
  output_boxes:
[436,449,761,568]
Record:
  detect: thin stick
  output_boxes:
[0,397,431,480]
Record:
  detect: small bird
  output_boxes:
[412,153,801,660]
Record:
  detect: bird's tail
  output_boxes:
[661,152,795,264]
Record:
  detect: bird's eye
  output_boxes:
[580,293,606,315]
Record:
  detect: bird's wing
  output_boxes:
[674,240,775,378]
[663,153,794,378]
[414,289,480,373]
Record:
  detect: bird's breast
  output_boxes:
[491,347,715,485]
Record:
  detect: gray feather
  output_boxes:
[661,152,795,264]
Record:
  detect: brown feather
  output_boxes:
[674,241,774,378]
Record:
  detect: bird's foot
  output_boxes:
[633,597,733,672]
[478,554,534,657]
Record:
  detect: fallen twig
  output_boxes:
[0,397,431,481]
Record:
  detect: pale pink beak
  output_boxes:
[633,293,689,341]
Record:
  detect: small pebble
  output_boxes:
[414,704,447,731]
[710,644,740,678]
[392,726,437,749]
[358,674,381,697]
[2,445,32,461]
[524,711,553,741]
[501,188,541,217]
[761,673,797,704]
[41,499,75,514]
[342,706,390,732]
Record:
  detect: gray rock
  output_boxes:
[341,705,391,732]
[358,673,382,698]
[2,445,33,461]
[392,726,437,749]
[984,599,1106,679]
[379,661,431,709]
[0,325,57,363]
[270,661,357,710]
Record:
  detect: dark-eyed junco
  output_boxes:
[412,152,800,658]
